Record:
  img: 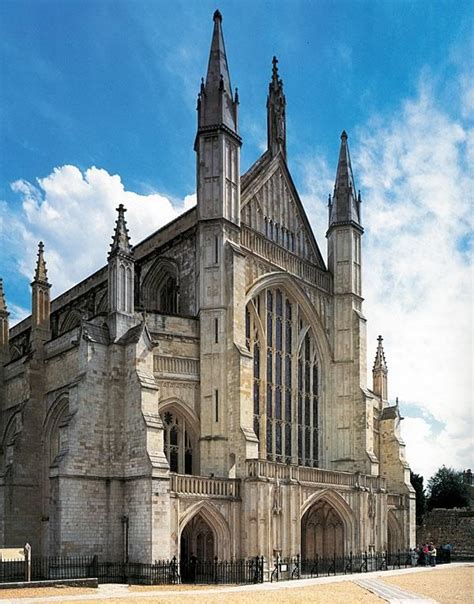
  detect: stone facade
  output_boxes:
[0,11,415,563]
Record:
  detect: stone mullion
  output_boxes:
[281,293,287,462]
[270,306,276,461]
[180,419,187,474]
[291,307,299,465]
[260,292,267,460]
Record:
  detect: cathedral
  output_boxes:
[0,11,414,564]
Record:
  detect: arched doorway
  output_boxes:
[180,513,216,583]
[180,513,215,564]
[387,510,402,553]
[301,499,345,559]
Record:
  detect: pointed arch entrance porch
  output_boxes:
[300,490,355,559]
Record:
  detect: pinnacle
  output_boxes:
[33,241,49,284]
[109,204,132,258]
[213,9,222,22]
[341,130,348,140]
[373,335,388,372]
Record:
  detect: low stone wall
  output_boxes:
[417,508,474,559]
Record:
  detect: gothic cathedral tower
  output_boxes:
[327,132,375,474]
[195,11,248,476]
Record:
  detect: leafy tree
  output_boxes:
[427,466,470,510]
[410,470,426,525]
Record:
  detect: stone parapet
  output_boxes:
[170,473,240,499]
[245,460,386,491]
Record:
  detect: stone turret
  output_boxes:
[267,56,286,159]
[373,335,388,401]
[0,278,9,362]
[107,204,135,341]
[31,241,51,343]
[196,10,241,226]
[326,132,370,473]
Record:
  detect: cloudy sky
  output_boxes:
[0,0,472,483]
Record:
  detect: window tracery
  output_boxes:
[161,410,193,475]
[246,287,320,466]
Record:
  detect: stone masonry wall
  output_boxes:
[417,508,474,558]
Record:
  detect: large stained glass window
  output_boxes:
[246,288,320,466]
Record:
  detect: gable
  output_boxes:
[241,154,325,269]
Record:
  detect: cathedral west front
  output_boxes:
[0,11,415,563]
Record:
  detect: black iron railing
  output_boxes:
[271,549,451,582]
[0,550,451,586]
[0,555,265,586]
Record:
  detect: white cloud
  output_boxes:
[301,77,473,481]
[4,165,195,303]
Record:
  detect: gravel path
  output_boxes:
[381,564,474,604]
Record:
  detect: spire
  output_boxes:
[109,204,132,259]
[197,10,238,133]
[267,56,287,159]
[0,279,8,317]
[372,335,388,400]
[328,131,362,233]
[33,241,49,285]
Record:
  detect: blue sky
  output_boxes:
[1,0,473,481]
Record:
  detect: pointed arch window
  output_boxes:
[246,287,320,466]
[161,410,194,475]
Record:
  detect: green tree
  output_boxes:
[410,470,426,525]
[427,466,470,510]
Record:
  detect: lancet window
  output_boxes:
[161,411,193,475]
[246,287,320,466]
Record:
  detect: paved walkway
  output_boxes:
[1,563,467,604]
[355,577,437,603]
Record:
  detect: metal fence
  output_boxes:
[0,550,451,586]
[270,549,452,582]
[0,555,265,586]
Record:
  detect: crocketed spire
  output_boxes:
[33,241,49,284]
[109,204,132,258]
[373,335,388,373]
[267,56,287,159]
[372,335,388,400]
